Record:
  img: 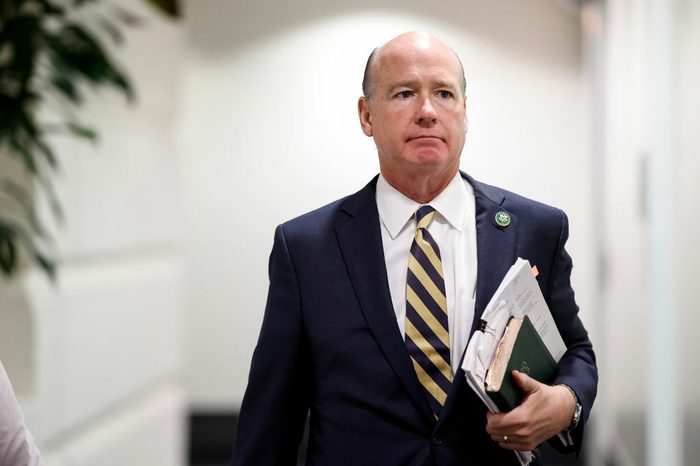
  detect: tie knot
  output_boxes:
[415,205,436,230]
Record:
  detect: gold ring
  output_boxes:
[503,435,509,444]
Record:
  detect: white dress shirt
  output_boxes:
[376,172,478,374]
[0,361,41,466]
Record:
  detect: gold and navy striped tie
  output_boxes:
[405,205,452,419]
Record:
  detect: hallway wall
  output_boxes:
[178,0,596,417]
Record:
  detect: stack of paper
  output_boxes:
[461,258,567,465]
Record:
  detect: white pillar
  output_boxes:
[646,0,681,464]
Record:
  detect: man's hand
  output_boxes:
[485,371,576,451]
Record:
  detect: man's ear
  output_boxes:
[358,97,373,137]
[463,96,468,133]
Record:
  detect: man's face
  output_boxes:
[358,35,467,182]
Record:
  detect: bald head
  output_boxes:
[362,32,466,100]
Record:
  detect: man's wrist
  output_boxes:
[557,384,582,431]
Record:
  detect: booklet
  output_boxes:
[460,258,567,466]
[484,315,557,411]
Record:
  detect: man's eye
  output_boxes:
[438,90,453,99]
[396,90,412,99]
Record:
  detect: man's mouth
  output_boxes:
[407,135,444,142]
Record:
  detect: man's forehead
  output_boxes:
[375,35,461,73]
[380,32,453,57]
[362,32,466,98]
[379,49,459,71]
[375,47,462,86]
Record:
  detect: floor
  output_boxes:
[189,412,586,466]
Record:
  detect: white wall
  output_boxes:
[178,0,595,411]
[0,1,187,464]
[677,0,700,462]
[599,0,700,464]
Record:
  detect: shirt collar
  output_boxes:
[376,172,468,239]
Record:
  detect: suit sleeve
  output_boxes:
[546,211,598,453]
[231,224,311,466]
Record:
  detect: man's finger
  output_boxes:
[511,370,539,393]
[493,435,534,452]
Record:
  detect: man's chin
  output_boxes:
[406,152,457,170]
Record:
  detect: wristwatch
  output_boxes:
[558,384,582,431]
[569,399,582,431]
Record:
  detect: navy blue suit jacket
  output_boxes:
[232,172,597,466]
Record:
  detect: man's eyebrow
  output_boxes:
[386,80,419,91]
[434,80,459,89]
[386,79,460,92]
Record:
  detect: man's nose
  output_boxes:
[416,97,437,126]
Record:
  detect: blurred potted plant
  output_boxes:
[0,0,179,279]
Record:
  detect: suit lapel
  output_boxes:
[465,174,519,336]
[335,179,434,422]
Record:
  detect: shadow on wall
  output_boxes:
[0,140,38,397]
[184,0,580,71]
[0,278,34,397]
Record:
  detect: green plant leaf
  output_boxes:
[50,75,83,104]
[0,224,18,275]
[66,122,97,143]
[10,107,59,170]
[71,0,99,7]
[33,135,59,169]
[34,250,56,280]
[45,23,134,100]
[146,0,180,18]
[37,175,64,224]
[0,179,50,240]
[0,220,56,280]
[0,97,23,143]
[98,17,124,44]
[9,137,38,174]
[35,0,66,16]
[112,6,143,27]
[0,15,41,88]
[110,70,134,101]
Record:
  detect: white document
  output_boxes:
[493,258,566,360]
[461,258,567,466]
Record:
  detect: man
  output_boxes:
[232,32,597,465]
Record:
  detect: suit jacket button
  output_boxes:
[432,436,443,446]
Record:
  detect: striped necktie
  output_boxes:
[405,205,452,419]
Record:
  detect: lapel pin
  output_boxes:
[494,211,511,228]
